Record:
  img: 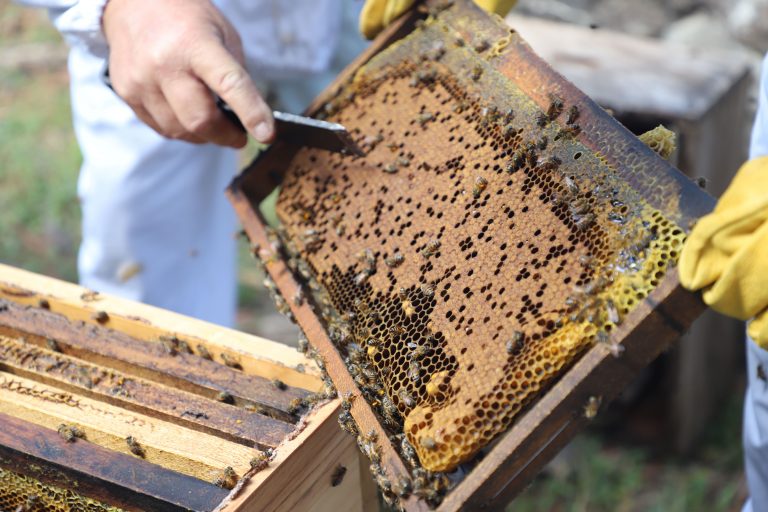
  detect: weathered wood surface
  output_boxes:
[0,263,321,390]
[220,400,377,512]
[0,299,308,421]
[505,13,750,121]
[0,332,293,448]
[0,412,230,512]
[0,371,258,480]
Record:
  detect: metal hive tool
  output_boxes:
[229,1,714,509]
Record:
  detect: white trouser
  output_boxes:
[744,337,768,512]
[69,47,240,326]
[743,52,768,512]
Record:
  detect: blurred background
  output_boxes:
[1,0,764,509]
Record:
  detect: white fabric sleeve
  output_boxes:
[15,0,110,58]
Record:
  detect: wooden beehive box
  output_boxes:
[227,1,716,510]
[0,263,376,512]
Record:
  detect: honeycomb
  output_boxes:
[270,10,685,473]
[0,467,122,511]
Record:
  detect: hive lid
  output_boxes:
[227,1,713,510]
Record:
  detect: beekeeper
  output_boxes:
[680,51,768,512]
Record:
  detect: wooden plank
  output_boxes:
[228,188,428,512]
[0,263,321,390]
[0,412,230,512]
[437,273,705,510]
[505,14,751,120]
[0,299,309,421]
[0,333,294,449]
[220,400,378,512]
[0,371,258,480]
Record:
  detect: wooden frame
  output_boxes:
[0,263,376,512]
[227,1,715,510]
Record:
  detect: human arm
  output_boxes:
[679,156,768,348]
[101,0,273,148]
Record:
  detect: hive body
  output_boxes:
[273,12,684,472]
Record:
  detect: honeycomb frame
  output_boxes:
[228,1,714,510]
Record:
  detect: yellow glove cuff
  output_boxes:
[359,0,518,40]
[679,156,768,324]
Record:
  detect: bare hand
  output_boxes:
[103,0,274,148]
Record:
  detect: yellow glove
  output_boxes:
[359,0,518,40]
[679,156,768,348]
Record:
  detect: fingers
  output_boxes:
[191,41,274,143]
[161,75,247,148]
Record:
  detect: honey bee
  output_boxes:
[535,112,549,127]
[214,466,238,489]
[535,156,561,173]
[221,353,243,370]
[420,283,435,298]
[272,378,287,391]
[216,391,235,404]
[196,344,213,360]
[473,39,490,53]
[338,410,358,435]
[563,176,580,196]
[354,269,372,286]
[46,338,61,352]
[506,331,525,355]
[398,157,411,168]
[159,336,178,356]
[566,105,580,125]
[408,360,421,383]
[385,253,404,268]
[583,396,602,419]
[398,389,416,409]
[57,424,85,443]
[420,436,437,450]
[574,212,596,231]
[410,69,437,86]
[341,392,356,412]
[176,339,193,354]
[389,324,406,337]
[395,476,413,498]
[330,464,347,487]
[38,298,50,310]
[80,290,100,302]
[537,136,548,150]
[605,298,621,324]
[470,65,483,81]
[421,239,441,258]
[607,340,625,358]
[250,451,270,472]
[569,197,591,216]
[288,397,308,415]
[472,176,488,198]
[91,310,109,324]
[547,93,564,120]
[407,342,429,360]
[292,286,305,306]
[126,436,146,457]
[555,124,582,141]
[380,395,400,427]
[417,112,435,126]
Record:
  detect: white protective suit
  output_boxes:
[743,52,768,512]
[18,0,366,327]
